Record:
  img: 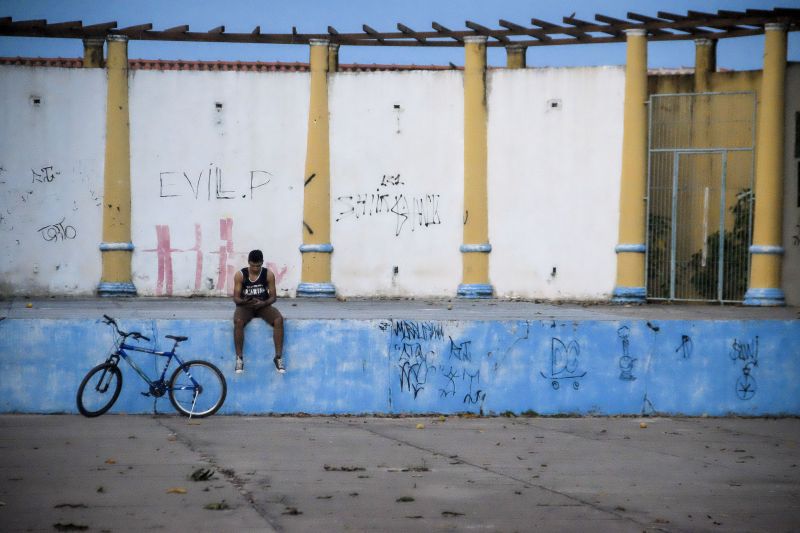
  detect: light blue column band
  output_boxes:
[297,282,336,297]
[99,242,135,251]
[299,243,333,253]
[459,243,492,253]
[749,245,784,255]
[611,286,646,304]
[743,287,785,307]
[97,281,137,297]
[615,243,646,253]
[457,283,494,299]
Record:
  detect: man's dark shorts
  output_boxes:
[234,304,282,326]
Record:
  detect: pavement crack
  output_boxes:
[335,419,656,530]
[154,417,278,530]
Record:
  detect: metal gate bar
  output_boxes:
[646,92,755,303]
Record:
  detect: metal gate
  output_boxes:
[646,92,755,303]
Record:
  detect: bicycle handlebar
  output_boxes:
[102,314,150,341]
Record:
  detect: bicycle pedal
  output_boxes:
[140,392,152,398]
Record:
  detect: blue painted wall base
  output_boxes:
[1,317,798,416]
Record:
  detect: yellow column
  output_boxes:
[613,29,648,303]
[693,38,716,92]
[297,39,335,297]
[458,35,493,298]
[328,43,339,73]
[505,44,526,69]
[745,23,787,306]
[82,38,104,68]
[98,35,136,296]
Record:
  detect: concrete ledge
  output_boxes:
[1,316,798,416]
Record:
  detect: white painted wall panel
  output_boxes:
[129,70,308,297]
[329,71,463,296]
[487,67,625,299]
[0,66,105,295]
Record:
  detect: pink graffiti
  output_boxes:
[189,224,203,291]
[216,218,236,294]
[267,262,288,285]
[144,217,288,296]
[142,225,181,296]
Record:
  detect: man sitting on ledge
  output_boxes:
[232,249,285,374]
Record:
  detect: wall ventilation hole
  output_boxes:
[547,99,562,110]
[215,102,223,111]
[31,96,42,107]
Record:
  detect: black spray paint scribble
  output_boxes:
[31,165,59,184]
[541,338,586,390]
[393,320,444,342]
[730,337,758,400]
[158,166,273,200]
[792,215,799,246]
[336,192,441,236]
[675,335,693,359]
[391,320,488,408]
[335,173,440,236]
[37,218,76,242]
[398,342,434,399]
[449,336,472,362]
[617,326,637,381]
[462,370,486,405]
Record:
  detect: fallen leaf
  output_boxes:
[204,501,230,510]
[416,423,425,430]
[104,459,116,464]
[166,487,187,494]
[639,422,648,429]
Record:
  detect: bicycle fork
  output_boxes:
[96,355,120,393]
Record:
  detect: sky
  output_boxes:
[0,0,798,69]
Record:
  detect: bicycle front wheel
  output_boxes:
[77,363,123,417]
[168,360,227,418]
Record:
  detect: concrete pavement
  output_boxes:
[1,414,799,532]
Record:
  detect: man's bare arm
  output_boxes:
[232,270,250,306]
[260,269,278,307]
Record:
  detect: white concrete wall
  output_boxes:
[128,70,309,297]
[0,66,105,295]
[782,62,800,305]
[329,71,464,296]
[488,67,625,299]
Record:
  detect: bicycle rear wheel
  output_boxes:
[168,360,227,418]
[77,363,123,417]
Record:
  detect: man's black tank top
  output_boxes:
[240,267,269,301]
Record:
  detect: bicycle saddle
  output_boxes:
[165,335,188,342]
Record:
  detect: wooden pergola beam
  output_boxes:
[564,16,622,37]
[0,9,796,46]
[397,23,426,44]
[498,19,551,41]
[431,21,464,43]
[465,20,509,43]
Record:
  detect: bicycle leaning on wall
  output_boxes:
[76,315,227,418]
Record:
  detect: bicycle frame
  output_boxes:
[115,340,182,386]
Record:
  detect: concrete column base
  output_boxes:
[611,286,646,304]
[297,282,336,297]
[457,283,494,299]
[97,282,137,297]
[743,288,785,306]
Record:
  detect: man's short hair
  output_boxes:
[248,249,264,263]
